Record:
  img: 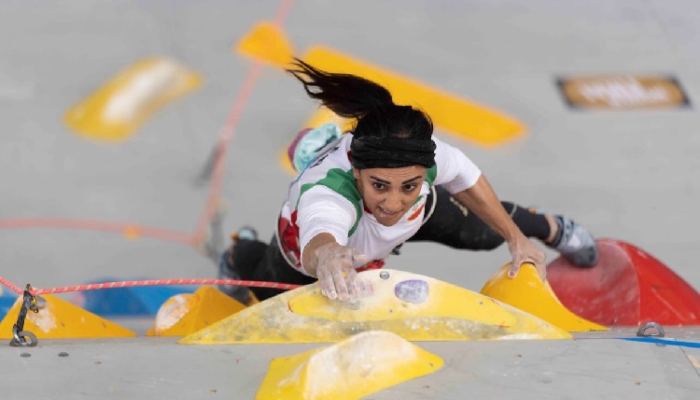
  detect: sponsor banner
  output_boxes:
[556,75,691,110]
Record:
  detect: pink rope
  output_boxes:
[0,276,302,296]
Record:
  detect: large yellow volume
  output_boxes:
[179,269,572,345]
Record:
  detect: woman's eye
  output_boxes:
[372,183,385,190]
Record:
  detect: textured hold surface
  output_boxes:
[64,57,202,142]
[0,294,136,339]
[255,330,444,400]
[481,263,608,332]
[147,286,246,337]
[179,269,572,344]
[547,239,700,326]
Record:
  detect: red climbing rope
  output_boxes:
[0,277,25,296]
[0,276,302,296]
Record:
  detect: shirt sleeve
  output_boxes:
[296,185,357,269]
[432,135,482,193]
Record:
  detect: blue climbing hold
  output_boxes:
[69,277,199,317]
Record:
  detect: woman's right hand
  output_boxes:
[314,242,368,301]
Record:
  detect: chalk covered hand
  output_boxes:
[314,242,369,301]
[507,234,547,281]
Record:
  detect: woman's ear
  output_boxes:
[352,168,361,181]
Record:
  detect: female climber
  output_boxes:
[217,58,598,305]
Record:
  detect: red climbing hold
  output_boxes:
[546,239,700,326]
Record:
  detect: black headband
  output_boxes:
[350,135,436,169]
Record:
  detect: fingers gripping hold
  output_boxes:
[507,237,547,281]
[315,243,368,301]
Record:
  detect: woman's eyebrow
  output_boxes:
[369,175,422,185]
[402,175,422,184]
[369,176,390,184]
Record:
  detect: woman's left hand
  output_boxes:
[507,234,547,281]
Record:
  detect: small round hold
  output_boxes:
[637,321,665,338]
[379,271,390,279]
[58,352,69,357]
[20,353,31,358]
[394,280,429,304]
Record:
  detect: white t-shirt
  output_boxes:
[276,133,482,276]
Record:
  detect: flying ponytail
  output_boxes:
[286,58,393,119]
[286,58,436,169]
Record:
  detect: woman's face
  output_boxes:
[353,165,427,226]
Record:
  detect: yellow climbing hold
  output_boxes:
[235,21,294,68]
[289,274,516,326]
[480,263,608,332]
[65,57,203,143]
[146,286,246,337]
[0,294,137,339]
[302,46,526,147]
[255,330,443,400]
[179,269,572,345]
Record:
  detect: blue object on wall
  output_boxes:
[0,286,19,321]
[69,277,200,317]
[619,337,700,349]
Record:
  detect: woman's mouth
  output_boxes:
[378,207,401,218]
